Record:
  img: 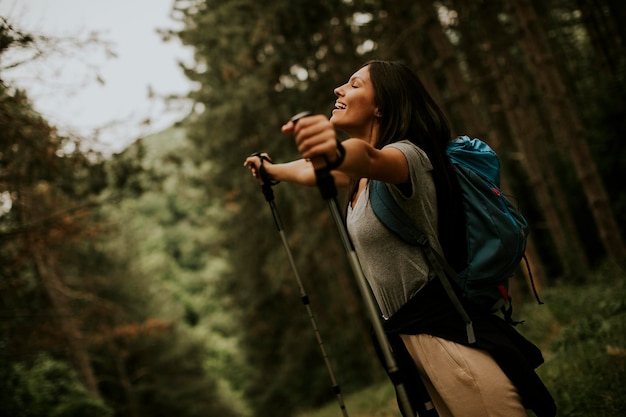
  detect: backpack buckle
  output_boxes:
[415,234,429,247]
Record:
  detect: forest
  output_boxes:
[1,0,625,416]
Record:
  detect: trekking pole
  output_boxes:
[250,152,349,417]
[290,112,417,417]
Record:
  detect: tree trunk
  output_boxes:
[418,1,487,138]
[513,0,626,260]
[381,2,447,115]
[108,340,140,417]
[577,0,626,82]
[29,235,101,398]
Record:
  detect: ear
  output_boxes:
[374,109,382,118]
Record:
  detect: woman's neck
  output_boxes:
[343,120,380,146]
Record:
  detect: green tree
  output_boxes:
[171,1,387,415]
[100,126,247,415]
[0,351,113,417]
[1,18,241,417]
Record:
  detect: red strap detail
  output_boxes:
[497,283,509,299]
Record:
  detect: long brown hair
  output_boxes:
[346,60,467,270]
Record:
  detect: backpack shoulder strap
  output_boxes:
[369,180,476,343]
[369,180,426,246]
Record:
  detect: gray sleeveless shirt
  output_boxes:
[346,140,443,319]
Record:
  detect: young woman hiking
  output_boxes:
[244,60,555,417]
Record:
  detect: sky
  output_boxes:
[1,0,194,154]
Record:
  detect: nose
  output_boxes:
[334,83,345,97]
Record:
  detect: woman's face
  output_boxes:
[330,65,380,141]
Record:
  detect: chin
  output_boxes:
[330,111,344,126]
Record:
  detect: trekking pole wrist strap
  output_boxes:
[250,152,279,186]
[314,166,338,200]
[324,139,346,170]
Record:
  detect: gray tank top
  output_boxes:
[346,140,443,319]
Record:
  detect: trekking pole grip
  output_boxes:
[290,112,338,201]
[249,152,278,203]
[314,167,337,200]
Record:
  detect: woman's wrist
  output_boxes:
[250,152,279,185]
[326,139,346,170]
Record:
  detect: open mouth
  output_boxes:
[335,102,347,110]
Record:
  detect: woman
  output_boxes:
[244,60,554,417]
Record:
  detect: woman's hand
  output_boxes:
[243,153,274,184]
[241,114,350,189]
[283,113,408,185]
[282,114,341,169]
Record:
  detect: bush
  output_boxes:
[0,352,112,417]
[518,262,626,417]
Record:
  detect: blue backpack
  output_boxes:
[370,136,539,343]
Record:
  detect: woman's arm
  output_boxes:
[339,138,409,184]
[284,114,409,185]
[243,156,351,188]
[244,113,408,188]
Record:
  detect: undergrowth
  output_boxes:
[518,260,626,417]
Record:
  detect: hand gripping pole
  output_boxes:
[290,112,417,417]
[252,153,349,417]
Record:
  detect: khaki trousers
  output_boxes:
[400,334,527,417]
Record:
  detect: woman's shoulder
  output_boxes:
[385,140,432,171]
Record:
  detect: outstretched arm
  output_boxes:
[244,113,408,188]
[284,114,409,185]
[243,155,351,188]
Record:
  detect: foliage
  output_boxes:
[0,350,113,417]
[1,18,241,417]
[532,266,626,416]
[298,382,397,417]
[91,320,241,417]
[98,126,246,415]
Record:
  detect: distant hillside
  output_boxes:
[138,123,189,160]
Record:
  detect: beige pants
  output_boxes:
[400,334,527,417]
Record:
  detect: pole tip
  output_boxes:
[290,111,312,124]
